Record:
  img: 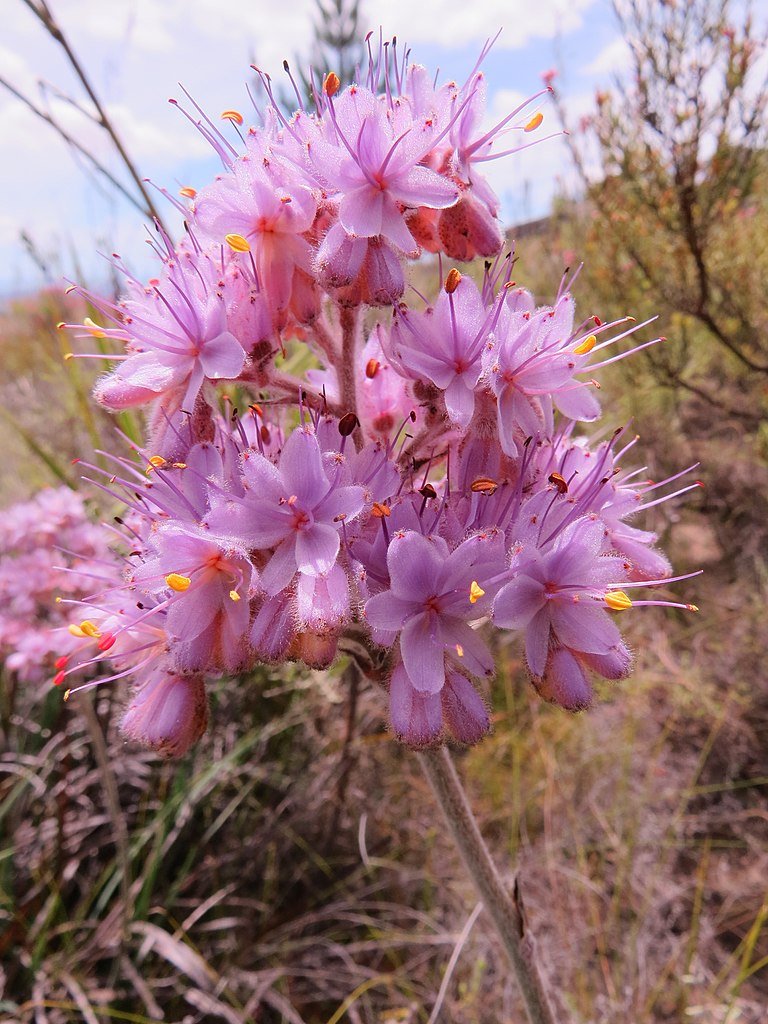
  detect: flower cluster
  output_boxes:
[0,488,112,683]
[57,39,699,756]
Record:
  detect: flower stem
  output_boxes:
[418,745,558,1024]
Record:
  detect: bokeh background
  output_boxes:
[1,1,766,1021]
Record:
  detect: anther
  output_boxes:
[469,581,485,604]
[323,72,341,97]
[179,186,197,199]
[371,502,391,518]
[471,477,498,496]
[83,317,106,337]
[419,483,437,500]
[229,590,241,602]
[225,233,251,253]
[524,112,544,132]
[574,334,596,355]
[221,109,244,125]
[605,591,632,611]
[365,358,380,379]
[165,573,191,592]
[338,412,359,437]
[445,268,462,293]
[548,472,568,494]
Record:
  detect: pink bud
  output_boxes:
[121,671,208,758]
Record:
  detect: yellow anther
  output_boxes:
[63,352,74,361]
[605,591,632,611]
[83,316,106,338]
[455,644,464,658]
[68,624,86,638]
[55,596,62,603]
[469,580,486,604]
[225,233,251,253]
[687,604,699,612]
[165,573,191,592]
[229,590,241,602]
[524,112,544,132]
[574,334,597,355]
[179,186,197,199]
[323,72,341,97]
[146,455,166,474]
[63,689,72,702]
[221,109,244,125]
[79,620,102,638]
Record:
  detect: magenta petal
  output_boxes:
[525,607,551,677]
[199,331,246,380]
[386,531,449,601]
[400,611,445,694]
[444,376,475,430]
[260,538,298,595]
[389,663,442,747]
[365,590,416,632]
[552,601,621,655]
[340,186,384,238]
[280,429,328,506]
[295,523,340,576]
[493,576,545,629]
[554,384,601,422]
[445,618,494,679]
[396,165,459,209]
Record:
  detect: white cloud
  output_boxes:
[582,36,631,77]
[375,0,597,51]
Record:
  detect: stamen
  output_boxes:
[221,109,244,125]
[229,590,241,602]
[469,581,485,604]
[524,112,544,132]
[165,573,192,592]
[179,186,197,199]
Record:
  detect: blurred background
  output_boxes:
[0,1,766,1021]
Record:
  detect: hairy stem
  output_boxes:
[418,745,559,1024]
[337,305,363,449]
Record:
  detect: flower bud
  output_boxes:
[121,671,208,758]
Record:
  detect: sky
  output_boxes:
[0,0,633,297]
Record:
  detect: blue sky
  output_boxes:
[0,0,631,297]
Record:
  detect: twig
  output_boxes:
[17,0,168,231]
